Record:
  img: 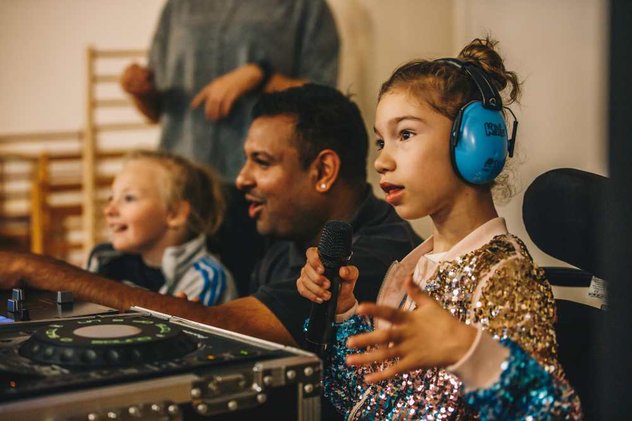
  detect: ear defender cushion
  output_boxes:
[450,101,509,184]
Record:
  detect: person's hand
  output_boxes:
[346,276,477,383]
[296,247,359,314]
[263,73,307,93]
[174,291,201,303]
[191,64,264,121]
[120,63,155,96]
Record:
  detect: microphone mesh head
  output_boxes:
[318,221,353,261]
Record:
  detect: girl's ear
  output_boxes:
[167,200,191,229]
[311,149,341,193]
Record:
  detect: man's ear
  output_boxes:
[311,149,340,193]
[167,200,191,229]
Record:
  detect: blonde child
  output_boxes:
[297,38,581,419]
[87,150,236,306]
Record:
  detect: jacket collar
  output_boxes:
[161,234,207,284]
[376,217,508,315]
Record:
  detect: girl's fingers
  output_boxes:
[346,328,393,349]
[296,277,324,303]
[357,302,409,325]
[363,365,401,384]
[297,276,330,302]
[305,247,324,274]
[346,345,399,367]
[362,357,418,384]
[302,261,329,289]
[339,265,358,283]
[405,278,435,309]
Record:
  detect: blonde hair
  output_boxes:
[125,150,225,238]
[378,36,522,201]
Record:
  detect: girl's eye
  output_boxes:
[400,130,414,141]
[375,138,385,151]
[123,194,137,202]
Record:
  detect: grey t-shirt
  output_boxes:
[149,0,340,180]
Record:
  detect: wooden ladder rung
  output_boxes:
[95,122,155,132]
[93,49,146,58]
[92,74,119,83]
[93,98,132,108]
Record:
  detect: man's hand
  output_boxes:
[191,64,264,121]
[120,64,155,96]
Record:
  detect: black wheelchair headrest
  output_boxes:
[523,168,608,279]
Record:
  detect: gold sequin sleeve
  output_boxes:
[471,238,582,418]
[471,236,571,382]
[474,255,559,366]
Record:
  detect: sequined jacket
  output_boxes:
[325,218,582,420]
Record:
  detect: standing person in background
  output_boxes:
[297,38,582,419]
[87,150,236,306]
[119,0,340,293]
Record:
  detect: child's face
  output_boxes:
[104,159,173,257]
[373,89,465,220]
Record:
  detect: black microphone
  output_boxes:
[305,220,353,356]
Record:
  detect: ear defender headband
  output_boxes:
[437,58,518,185]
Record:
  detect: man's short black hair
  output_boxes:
[252,84,368,183]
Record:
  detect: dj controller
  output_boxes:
[0,290,321,420]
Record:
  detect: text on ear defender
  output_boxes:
[484,122,507,137]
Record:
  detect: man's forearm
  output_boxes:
[1,252,297,346]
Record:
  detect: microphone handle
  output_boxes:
[305,265,341,356]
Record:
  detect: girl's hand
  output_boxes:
[346,276,477,383]
[296,247,359,314]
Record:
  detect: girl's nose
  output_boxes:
[374,146,395,174]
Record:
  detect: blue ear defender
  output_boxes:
[439,58,518,185]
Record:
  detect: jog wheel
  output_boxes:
[19,316,197,367]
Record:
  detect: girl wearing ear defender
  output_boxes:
[87,150,236,306]
[297,37,581,419]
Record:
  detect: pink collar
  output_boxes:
[375,218,509,323]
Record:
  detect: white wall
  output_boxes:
[453,0,608,267]
[0,0,608,274]
[0,0,164,133]
[332,0,608,273]
[329,0,455,240]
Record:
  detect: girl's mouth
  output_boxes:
[380,182,404,205]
